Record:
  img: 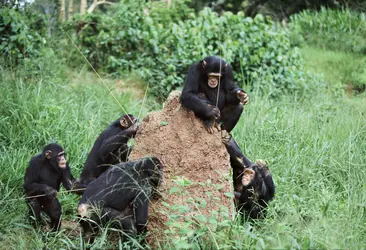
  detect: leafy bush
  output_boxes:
[290,8,366,53]
[0,7,65,80]
[68,0,322,99]
[0,8,47,66]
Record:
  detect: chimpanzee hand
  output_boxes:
[207,105,220,120]
[44,186,58,198]
[204,119,220,134]
[125,120,140,136]
[221,130,231,145]
[237,90,249,105]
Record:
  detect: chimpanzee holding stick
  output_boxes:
[180,56,249,133]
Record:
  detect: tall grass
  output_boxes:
[160,91,366,249]
[0,60,365,249]
[299,46,366,93]
[290,8,366,53]
[0,64,157,249]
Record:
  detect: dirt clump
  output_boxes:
[129,91,234,242]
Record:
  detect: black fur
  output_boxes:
[225,138,275,219]
[78,157,163,246]
[23,143,75,230]
[180,56,245,132]
[76,114,139,190]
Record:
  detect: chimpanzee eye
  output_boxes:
[57,152,66,159]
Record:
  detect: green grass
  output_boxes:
[0,57,365,249]
[0,65,158,249]
[300,46,366,92]
[290,8,366,54]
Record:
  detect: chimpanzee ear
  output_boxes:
[119,117,128,127]
[45,150,52,160]
[202,60,207,68]
[224,63,228,68]
[242,168,255,186]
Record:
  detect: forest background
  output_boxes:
[0,0,365,249]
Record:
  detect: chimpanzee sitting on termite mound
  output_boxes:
[74,114,139,193]
[180,56,249,133]
[77,157,163,248]
[224,137,275,219]
[24,143,75,231]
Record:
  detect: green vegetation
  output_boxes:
[1,64,365,249]
[289,8,366,93]
[300,46,366,93]
[290,8,366,53]
[68,0,320,99]
[0,1,365,249]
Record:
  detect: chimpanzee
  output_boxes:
[77,157,163,246]
[224,137,275,219]
[23,143,75,231]
[180,56,249,133]
[75,114,139,192]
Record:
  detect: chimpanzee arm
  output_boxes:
[99,130,135,161]
[225,138,252,169]
[239,189,261,218]
[181,64,214,119]
[223,64,244,105]
[61,164,75,191]
[24,163,53,196]
[133,193,150,234]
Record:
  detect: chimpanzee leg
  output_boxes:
[101,206,136,238]
[134,197,149,235]
[42,197,62,231]
[26,198,42,227]
[79,216,99,249]
[221,104,243,132]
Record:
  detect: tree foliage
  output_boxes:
[0,7,47,66]
[67,0,320,99]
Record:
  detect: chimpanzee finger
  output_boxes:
[212,107,221,119]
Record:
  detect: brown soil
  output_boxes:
[129,91,234,243]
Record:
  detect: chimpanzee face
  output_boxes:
[119,114,138,129]
[57,152,67,169]
[201,56,228,89]
[241,160,270,189]
[207,73,221,88]
[44,143,67,169]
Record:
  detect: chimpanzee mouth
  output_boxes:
[208,82,218,88]
[59,162,67,168]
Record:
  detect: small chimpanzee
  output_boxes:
[224,137,275,219]
[75,114,139,191]
[180,56,249,133]
[77,157,163,246]
[24,143,75,231]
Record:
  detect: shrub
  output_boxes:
[0,8,47,66]
[68,0,322,99]
[289,8,366,53]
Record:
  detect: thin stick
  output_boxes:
[65,33,133,123]
[0,188,87,203]
[215,59,222,107]
[138,83,149,119]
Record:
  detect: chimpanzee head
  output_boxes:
[119,114,139,129]
[201,56,229,88]
[43,143,67,169]
[234,160,275,219]
[138,157,164,189]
